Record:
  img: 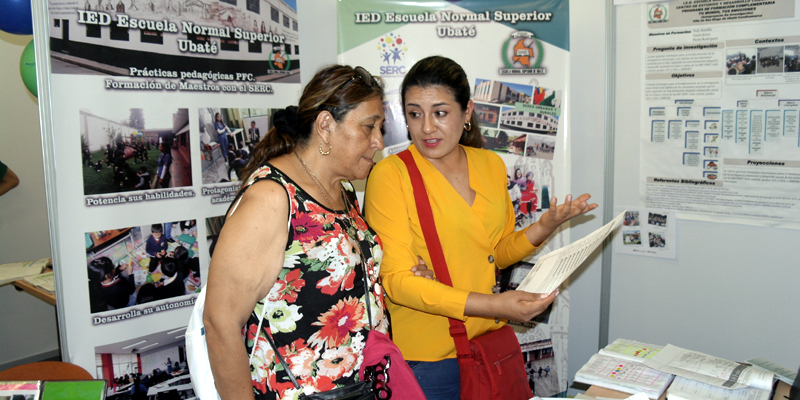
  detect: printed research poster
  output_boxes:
[639,0,800,228]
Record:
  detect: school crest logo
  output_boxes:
[648,4,668,23]
[500,31,545,75]
[377,33,408,76]
[268,45,292,74]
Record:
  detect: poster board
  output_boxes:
[30,0,301,386]
[337,0,572,396]
[609,0,800,372]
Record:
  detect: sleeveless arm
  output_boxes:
[203,180,289,400]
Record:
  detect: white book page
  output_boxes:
[599,339,664,363]
[0,257,50,285]
[643,345,774,390]
[668,376,771,400]
[517,211,624,294]
[745,357,798,385]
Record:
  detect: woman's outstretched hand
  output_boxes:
[526,193,598,246]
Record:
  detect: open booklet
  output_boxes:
[0,258,51,286]
[642,344,775,391]
[517,211,624,294]
[746,357,798,385]
[600,339,664,363]
[666,376,771,400]
[574,353,674,400]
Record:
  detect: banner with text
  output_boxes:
[338,0,571,396]
[38,0,301,391]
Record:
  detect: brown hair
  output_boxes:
[401,56,482,148]
[239,65,385,181]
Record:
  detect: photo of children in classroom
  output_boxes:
[86,220,201,314]
[81,108,191,195]
[199,107,278,184]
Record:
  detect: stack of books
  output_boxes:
[575,339,782,400]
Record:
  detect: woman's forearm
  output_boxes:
[205,319,256,400]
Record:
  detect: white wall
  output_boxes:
[610,4,800,370]
[0,31,60,370]
[566,0,611,393]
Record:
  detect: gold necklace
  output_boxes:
[294,151,339,210]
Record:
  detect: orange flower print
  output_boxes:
[317,345,359,380]
[309,297,365,348]
[286,344,319,378]
[267,268,306,304]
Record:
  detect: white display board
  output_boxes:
[31,0,301,384]
[611,0,800,372]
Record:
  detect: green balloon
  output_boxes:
[19,39,37,97]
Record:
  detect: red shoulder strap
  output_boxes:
[396,150,473,361]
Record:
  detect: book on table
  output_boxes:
[642,344,774,391]
[666,376,771,400]
[599,338,664,363]
[574,353,674,400]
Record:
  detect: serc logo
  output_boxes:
[648,4,668,23]
[500,31,545,75]
[377,33,407,76]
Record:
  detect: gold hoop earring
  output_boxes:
[464,122,472,132]
[319,142,332,156]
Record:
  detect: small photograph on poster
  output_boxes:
[648,212,668,228]
[499,106,559,136]
[49,0,300,82]
[726,49,757,75]
[785,45,800,72]
[199,107,277,184]
[95,327,194,398]
[757,46,784,73]
[614,207,677,259]
[521,339,558,398]
[507,161,545,228]
[86,220,201,315]
[525,134,555,160]
[704,171,718,180]
[648,231,667,249]
[81,108,191,195]
[622,230,642,245]
[382,98,410,152]
[481,128,526,156]
[704,160,718,170]
[623,211,640,227]
[474,102,500,128]
[475,79,539,106]
[205,215,225,258]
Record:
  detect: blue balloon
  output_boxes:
[0,0,34,35]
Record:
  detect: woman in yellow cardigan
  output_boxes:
[364,56,597,399]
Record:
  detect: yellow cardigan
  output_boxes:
[364,144,536,361]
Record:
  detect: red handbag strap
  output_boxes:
[397,150,473,361]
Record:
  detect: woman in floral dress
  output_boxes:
[203,65,429,399]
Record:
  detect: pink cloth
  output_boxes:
[359,331,426,399]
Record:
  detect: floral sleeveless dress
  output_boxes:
[233,163,389,399]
